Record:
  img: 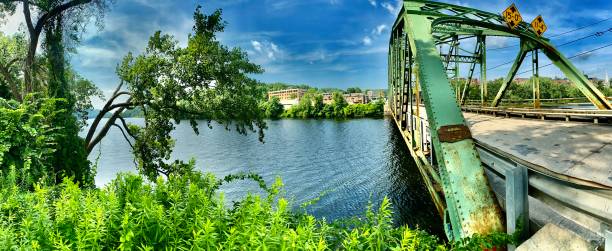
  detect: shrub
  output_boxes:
[0,96,93,190]
[0,170,448,250]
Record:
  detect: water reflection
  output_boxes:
[384,119,444,237]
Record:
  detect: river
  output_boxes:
[87,118,443,236]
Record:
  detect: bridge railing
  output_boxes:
[462,106,612,123]
[476,141,611,247]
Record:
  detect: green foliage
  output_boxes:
[0,96,92,189]
[343,101,384,118]
[67,71,104,127]
[0,32,26,100]
[461,77,612,105]
[282,91,384,119]
[0,169,452,250]
[109,6,266,181]
[331,92,348,117]
[346,87,362,94]
[261,96,284,119]
[263,82,312,92]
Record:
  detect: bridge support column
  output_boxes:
[401,1,504,240]
[532,49,541,109]
[479,35,487,107]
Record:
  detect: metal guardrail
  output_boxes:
[476,142,611,248]
[462,106,612,123]
[465,97,608,104]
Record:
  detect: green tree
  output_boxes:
[312,94,324,117]
[332,92,347,117]
[346,87,362,94]
[85,6,266,180]
[0,0,112,96]
[263,96,284,119]
[0,95,95,188]
[0,32,26,100]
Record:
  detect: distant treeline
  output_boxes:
[261,82,385,95]
[106,83,387,119]
[457,77,612,102]
[261,92,384,119]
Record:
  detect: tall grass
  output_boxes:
[0,168,447,250]
[0,167,514,250]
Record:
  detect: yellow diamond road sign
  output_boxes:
[531,15,547,36]
[502,3,522,29]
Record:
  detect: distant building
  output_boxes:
[552,78,571,85]
[366,90,385,102]
[268,89,305,100]
[343,93,366,104]
[514,78,530,84]
[322,93,333,105]
[454,78,480,85]
[268,89,306,109]
[605,70,610,87]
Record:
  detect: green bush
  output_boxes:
[0,96,93,190]
[0,169,448,250]
[282,92,384,119]
[261,96,285,119]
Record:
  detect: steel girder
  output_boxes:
[440,54,480,64]
[393,0,611,110]
[389,0,612,241]
[390,1,505,241]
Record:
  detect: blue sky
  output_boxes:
[1,0,611,104]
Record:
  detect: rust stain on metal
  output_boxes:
[467,205,505,235]
[438,124,472,143]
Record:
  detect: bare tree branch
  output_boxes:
[107,101,134,111]
[111,123,134,150]
[84,84,130,144]
[116,115,137,139]
[86,104,127,153]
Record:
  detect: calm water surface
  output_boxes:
[87,118,443,236]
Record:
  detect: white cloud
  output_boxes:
[381,0,402,15]
[368,0,377,7]
[374,24,388,35]
[362,36,372,46]
[249,40,284,62]
[487,36,515,49]
[76,46,122,67]
[381,2,395,14]
[270,42,279,53]
[251,40,263,52]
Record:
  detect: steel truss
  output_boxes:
[388,0,611,242]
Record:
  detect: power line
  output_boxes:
[548,17,612,38]
[515,42,612,76]
[488,44,518,51]
[487,17,611,51]
[556,27,612,47]
[486,27,612,71]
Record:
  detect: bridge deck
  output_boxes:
[464,113,612,188]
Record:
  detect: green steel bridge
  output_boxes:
[387,1,612,249]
